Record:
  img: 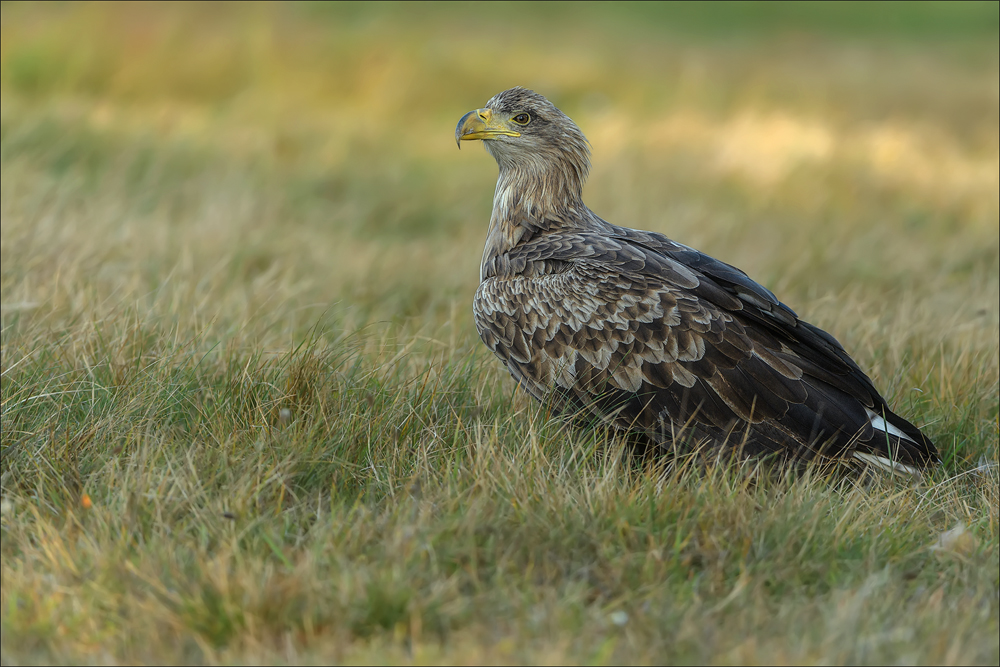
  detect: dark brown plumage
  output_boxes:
[456,87,938,475]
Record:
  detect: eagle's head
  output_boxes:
[456,87,591,191]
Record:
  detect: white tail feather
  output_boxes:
[852,451,921,477]
[865,408,916,443]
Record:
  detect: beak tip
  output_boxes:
[455,109,480,151]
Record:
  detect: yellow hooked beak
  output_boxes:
[455,108,521,148]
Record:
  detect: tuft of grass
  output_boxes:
[2,2,998,664]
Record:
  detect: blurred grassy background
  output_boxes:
[2,1,997,329]
[1,2,998,664]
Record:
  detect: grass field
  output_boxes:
[1,2,998,664]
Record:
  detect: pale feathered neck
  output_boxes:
[479,152,598,282]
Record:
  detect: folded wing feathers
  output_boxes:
[473,229,937,471]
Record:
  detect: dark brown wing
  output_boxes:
[474,232,938,468]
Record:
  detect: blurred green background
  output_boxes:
[2,1,996,331]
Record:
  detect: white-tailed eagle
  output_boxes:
[456,87,938,475]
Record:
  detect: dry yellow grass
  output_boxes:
[1,2,998,664]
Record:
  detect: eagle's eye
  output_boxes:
[511,113,531,125]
